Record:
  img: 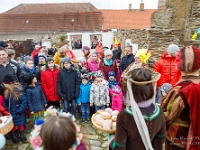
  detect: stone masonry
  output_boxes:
[114,0,200,60]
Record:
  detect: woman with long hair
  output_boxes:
[3,74,27,143]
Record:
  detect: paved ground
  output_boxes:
[3,113,109,150]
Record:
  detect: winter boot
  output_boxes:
[11,131,20,144]
[5,132,12,140]
[19,130,27,143]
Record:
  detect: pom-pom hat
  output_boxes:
[81,73,90,80]
[108,71,116,78]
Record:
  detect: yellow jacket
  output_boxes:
[53,52,78,65]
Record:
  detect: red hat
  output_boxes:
[118,43,121,47]
[176,46,200,73]
[82,61,88,67]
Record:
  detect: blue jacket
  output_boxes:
[108,79,118,89]
[26,82,47,113]
[3,93,27,126]
[77,83,91,104]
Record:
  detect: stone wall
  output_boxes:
[189,0,200,39]
[114,28,183,59]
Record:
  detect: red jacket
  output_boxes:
[31,49,40,59]
[99,60,118,80]
[0,105,9,115]
[41,68,60,102]
[154,52,181,87]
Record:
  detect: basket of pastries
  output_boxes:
[0,113,14,135]
[91,108,119,134]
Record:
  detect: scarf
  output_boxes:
[84,52,91,59]
[24,66,35,74]
[103,58,113,66]
[127,79,156,150]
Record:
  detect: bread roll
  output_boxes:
[112,115,117,122]
[97,109,104,114]
[103,119,112,130]
[93,114,102,121]
[105,108,113,114]
[112,122,116,130]
[111,110,119,116]
[101,112,111,119]
[96,119,104,127]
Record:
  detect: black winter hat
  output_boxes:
[3,74,14,84]
[46,57,54,64]
[0,41,8,48]
[24,74,35,85]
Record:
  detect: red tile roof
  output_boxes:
[0,3,102,33]
[3,3,100,14]
[101,9,156,29]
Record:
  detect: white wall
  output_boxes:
[67,31,114,49]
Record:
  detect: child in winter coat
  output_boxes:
[25,74,47,124]
[41,57,60,109]
[77,74,91,122]
[57,58,81,116]
[109,85,123,111]
[20,56,35,85]
[80,61,89,75]
[88,51,99,72]
[2,74,27,143]
[90,71,110,112]
[107,71,118,89]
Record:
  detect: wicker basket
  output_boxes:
[0,116,14,135]
[91,113,115,134]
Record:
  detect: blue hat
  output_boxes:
[38,52,47,60]
[92,51,98,56]
[61,57,72,64]
[108,71,116,78]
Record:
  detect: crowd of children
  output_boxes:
[0,42,178,150]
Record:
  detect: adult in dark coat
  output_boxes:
[120,45,135,74]
[57,57,81,116]
[0,47,21,96]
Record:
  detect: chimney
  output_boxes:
[140,0,144,12]
[129,4,132,12]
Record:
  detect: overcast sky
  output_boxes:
[0,0,158,13]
